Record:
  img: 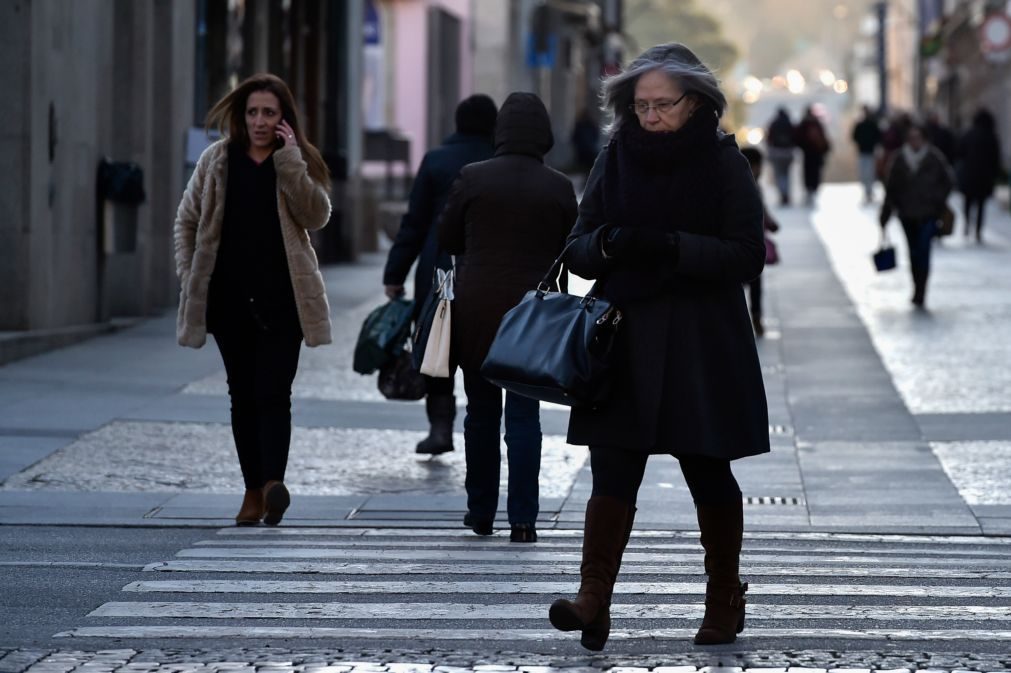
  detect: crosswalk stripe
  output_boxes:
[55,625,1011,642]
[190,538,1011,558]
[145,559,1011,579]
[88,600,1011,621]
[176,547,1011,567]
[66,526,1011,645]
[216,527,1011,546]
[121,579,1011,598]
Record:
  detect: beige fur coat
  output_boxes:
[173,140,332,347]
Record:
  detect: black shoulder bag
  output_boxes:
[480,241,622,408]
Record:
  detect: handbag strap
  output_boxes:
[536,239,602,303]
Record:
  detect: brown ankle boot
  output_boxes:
[549,495,636,651]
[235,488,264,526]
[262,480,290,526]
[693,500,747,645]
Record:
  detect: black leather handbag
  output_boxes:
[480,242,622,408]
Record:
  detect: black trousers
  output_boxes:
[213,315,302,490]
[590,446,741,506]
[963,195,987,237]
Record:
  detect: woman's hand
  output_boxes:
[604,226,679,261]
[276,120,298,148]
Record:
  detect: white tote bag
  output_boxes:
[420,268,454,377]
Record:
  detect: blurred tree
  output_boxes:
[624,0,739,73]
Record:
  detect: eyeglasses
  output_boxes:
[629,93,688,116]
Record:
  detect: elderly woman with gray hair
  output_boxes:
[547,43,769,649]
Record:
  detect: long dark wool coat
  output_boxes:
[438,93,577,374]
[383,133,494,310]
[565,113,770,460]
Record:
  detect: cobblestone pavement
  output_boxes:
[3,646,1011,673]
[0,422,581,498]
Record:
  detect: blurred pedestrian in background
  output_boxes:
[383,94,498,455]
[878,111,911,182]
[880,124,954,309]
[548,42,768,649]
[925,111,956,166]
[956,108,1002,243]
[795,105,830,206]
[851,105,882,204]
[740,146,780,337]
[766,107,796,205]
[571,108,602,175]
[438,92,576,543]
[174,73,332,526]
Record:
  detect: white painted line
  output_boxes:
[191,538,1011,558]
[176,547,1011,567]
[89,600,1011,621]
[54,625,1011,641]
[121,580,1011,598]
[145,560,1011,580]
[216,527,1011,546]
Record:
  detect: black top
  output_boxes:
[207,143,300,335]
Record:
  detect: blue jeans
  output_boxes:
[462,369,542,525]
[900,217,937,274]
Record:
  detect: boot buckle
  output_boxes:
[728,581,749,609]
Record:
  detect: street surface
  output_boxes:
[3,184,1011,670]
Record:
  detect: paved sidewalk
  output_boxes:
[0,189,1009,534]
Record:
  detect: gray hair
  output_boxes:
[601,42,726,135]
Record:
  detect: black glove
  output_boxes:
[603,226,679,263]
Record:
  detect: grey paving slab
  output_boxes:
[0,436,72,483]
[0,491,170,525]
[153,493,369,522]
[916,412,1011,441]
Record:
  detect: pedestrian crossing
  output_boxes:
[56,527,1011,645]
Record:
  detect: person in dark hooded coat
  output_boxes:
[956,108,1002,243]
[438,92,577,543]
[546,43,768,651]
[382,94,497,456]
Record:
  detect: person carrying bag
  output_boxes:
[415,267,455,378]
[438,92,577,543]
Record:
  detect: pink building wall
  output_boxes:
[388,0,474,172]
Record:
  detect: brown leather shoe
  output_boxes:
[235,488,264,526]
[262,480,290,526]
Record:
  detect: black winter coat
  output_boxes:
[957,126,1001,199]
[438,93,577,374]
[383,133,494,308]
[564,133,770,460]
[882,147,953,222]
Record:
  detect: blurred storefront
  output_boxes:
[924,0,1011,160]
[473,0,623,170]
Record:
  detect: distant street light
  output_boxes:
[833,79,849,94]
[786,69,806,94]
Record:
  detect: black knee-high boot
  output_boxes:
[694,499,748,645]
[549,495,636,651]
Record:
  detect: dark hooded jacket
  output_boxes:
[438,92,578,373]
[383,132,494,312]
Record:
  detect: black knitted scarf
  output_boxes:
[603,107,722,237]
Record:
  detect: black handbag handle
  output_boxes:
[536,238,602,305]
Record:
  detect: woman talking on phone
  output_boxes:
[174,73,332,526]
